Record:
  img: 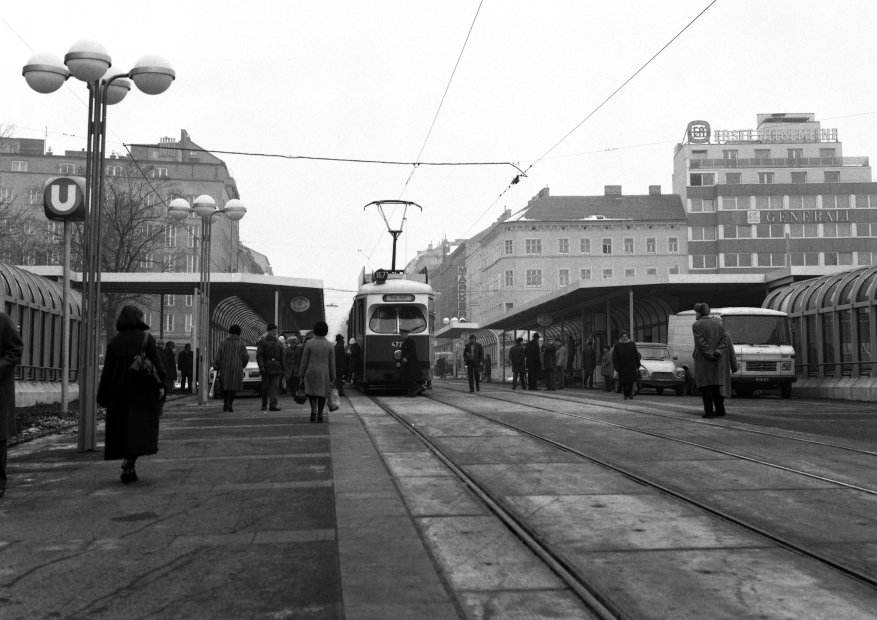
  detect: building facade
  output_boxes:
[673,113,877,275]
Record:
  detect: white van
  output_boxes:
[668,308,796,399]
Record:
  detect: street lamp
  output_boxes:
[23,40,175,451]
[169,197,246,405]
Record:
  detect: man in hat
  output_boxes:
[400,327,424,397]
[463,334,484,393]
[177,343,194,394]
[508,337,526,389]
[524,333,542,390]
[256,323,286,412]
[162,341,178,395]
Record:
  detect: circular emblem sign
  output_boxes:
[536,313,553,327]
[43,176,86,221]
[289,296,311,313]
[686,120,711,144]
[373,269,389,284]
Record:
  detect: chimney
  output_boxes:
[649,185,661,195]
[497,207,512,223]
[604,185,622,196]
[538,186,550,198]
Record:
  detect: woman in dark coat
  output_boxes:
[213,324,250,412]
[611,330,642,400]
[97,305,166,484]
[299,321,336,422]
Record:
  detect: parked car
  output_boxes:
[636,342,686,396]
[210,346,261,398]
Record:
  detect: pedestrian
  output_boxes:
[177,343,194,393]
[0,311,24,499]
[601,345,614,392]
[334,335,348,396]
[583,340,597,389]
[555,339,567,389]
[567,335,577,378]
[97,305,166,484]
[436,356,446,379]
[508,337,526,389]
[483,353,492,382]
[299,321,336,422]
[162,341,177,394]
[524,334,542,390]
[541,338,557,390]
[463,334,484,392]
[213,325,249,412]
[348,337,362,382]
[277,336,288,394]
[692,303,738,418]
[612,330,642,400]
[285,334,304,399]
[400,327,425,397]
[257,323,286,412]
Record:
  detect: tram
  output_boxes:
[348,267,435,392]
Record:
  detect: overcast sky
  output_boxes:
[4,1,877,332]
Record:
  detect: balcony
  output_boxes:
[689,156,869,169]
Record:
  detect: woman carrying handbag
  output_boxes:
[298,321,336,422]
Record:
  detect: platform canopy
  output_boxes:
[434,321,481,340]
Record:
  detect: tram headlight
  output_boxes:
[393,349,402,360]
[781,362,792,371]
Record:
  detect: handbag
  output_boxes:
[130,332,163,388]
[293,385,307,404]
[328,387,340,412]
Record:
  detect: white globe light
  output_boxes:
[23,52,69,94]
[65,40,111,83]
[193,194,216,218]
[130,54,175,95]
[102,68,131,105]
[167,198,192,221]
[443,318,450,325]
[451,317,458,323]
[223,199,247,221]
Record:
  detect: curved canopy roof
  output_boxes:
[763,266,877,315]
[0,260,82,318]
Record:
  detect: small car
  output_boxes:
[636,342,686,396]
[210,346,261,397]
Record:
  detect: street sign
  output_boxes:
[43,176,86,221]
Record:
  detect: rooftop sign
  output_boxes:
[686,120,838,145]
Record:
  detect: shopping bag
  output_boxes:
[293,385,307,404]
[328,388,340,412]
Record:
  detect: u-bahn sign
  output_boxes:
[43,176,86,221]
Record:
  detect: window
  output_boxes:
[725,173,741,185]
[820,148,836,158]
[825,171,840,183]
[602,238,612,254]
[623,237,634,254]
[788,195,816,209]
[558,238,569,255]
[859,223,877,237]
[11,161,27,172]
[187,224,200,248]
[163,254,176,272]
[756,224,784,239]
[722,196,749,210]
[186,255,197,273]
[858,252,874,265]
[668,237,678,253]
[824,252,853,266]
[165,313,174,333]
[504,239,513,255]
[669,265,680,275]
[791,171,807,183]
[691,227,717,241]
[184,314,193,333]
[692,255,717,269]
[789,223,818,238]
[722,149,738,160]
[823,222,852,238]
[691,150,707,159]
[505,303,514,312]
[724,253,753,267]
[602,269,613,279]
[525,269,542,288]
[755,196,782,210]
[151,167,169,178]
[646,238,656,254]
[107,165,122,176]
[504,269,514,288]
[166,295,175,307]
[525,239,542,255]
[690,198,715,213]
[558,269,570,287]
[140,253,154,270]
[689,173,716,186]
[624,268,636,278]
[787,148,803,159]
[822,195,850,209]
[856,195,876,209]
[369,306,427,334]
[25,188,40,204]
[791,252,819,266]
[185,295,193,307]
[754,149,770,159]
[165,227,176,247]
[757,252,786,267]
[758,172,774,184]
[580,268,591,280]
[646,268,657,276]
[59,163,76,174]
[580,238,591,254]
[0,188,13,203]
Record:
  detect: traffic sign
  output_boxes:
[43,176,86,221]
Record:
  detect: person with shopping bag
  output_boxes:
[299,321,336,422]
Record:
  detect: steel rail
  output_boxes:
[424,386,877,591]
[364,393,628,620]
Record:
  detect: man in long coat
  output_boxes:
[162,341,178,394]
[285,336,304,397]
[0,312,24,498]
[692,303,738,418]
[463,334,484,393]
[257,324,286,412]
[400,328,424,397]
[612,330,641,400]
[213,325,249,412]
[583,341,597,389]
[543,338,558,391]
[508,337,526,389]
[177,344,194,394]
[524,334,542,391]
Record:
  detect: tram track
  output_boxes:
[364,387,877,607]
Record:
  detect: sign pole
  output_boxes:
[61,219,71,414]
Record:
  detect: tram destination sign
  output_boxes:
[747,209,851,224]
[43,176,86,221]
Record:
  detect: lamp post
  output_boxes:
[169,196,246,405]
[23,41,175,451]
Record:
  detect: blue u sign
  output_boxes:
[43,176,86,221]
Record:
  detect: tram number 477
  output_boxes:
[392,341,404,348]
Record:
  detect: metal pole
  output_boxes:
[274,290,279,330]
[581,306,586,388]
[159,294,165,341]
[61,219,71,414]
[198,217,209,405]
[192,286,199,392]
[629,288,634,340]
[501,330,506,384]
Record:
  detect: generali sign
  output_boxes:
[748,210,851,223]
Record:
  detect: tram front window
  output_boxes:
[369,306,427,334]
